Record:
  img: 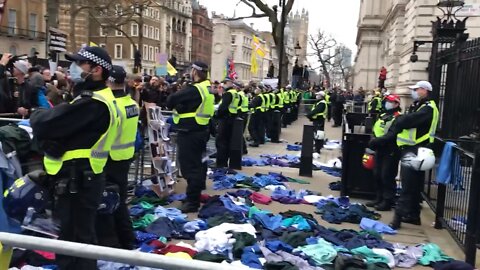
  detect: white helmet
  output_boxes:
[401,147,436,171]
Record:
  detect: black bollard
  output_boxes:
[299,125,314,177]
[229,117,244,170]
[365,117,373,134]
[271,110,281,143]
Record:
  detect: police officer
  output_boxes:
[215,77,240,168]
[307,91,327,154]
[282,85,291,127]
[368,90,383,114]
[96,65,139,249]
[30,46,117,270]
[369,81,439,229]
[248,88,264,147]
[237,83,250,154]
[366,94,402,211]
[167,61,214,213]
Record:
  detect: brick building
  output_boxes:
[0,0,47,57]
[191,0,212,67]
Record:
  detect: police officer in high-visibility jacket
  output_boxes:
[237,83,250,154]
[31,46,118,270]
[167,61,214,213]
[366,94,402,212]
[306,91,328,154]
[248,88,264,147]
[368,91,383,114]
[215,78,240,168]
[369,81,439,229]
[282,85,291,127]
[96,65,139,249]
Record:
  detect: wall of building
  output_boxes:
[354,0,480,98]
[192,6,213,67]
[210,17,231,82]
[1,0,47,57]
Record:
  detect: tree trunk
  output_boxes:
[272,23,289,88]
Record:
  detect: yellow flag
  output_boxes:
[167,61,177,76]
[250,53,258,74]
[89,41,99,47]
[252,35,266,58]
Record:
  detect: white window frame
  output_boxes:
[114,44,123,59]
[114,4,123,16]
[115,25,123,36]
[149,46,154,61]
[131,44,139,59]
[143,44,148,60]
[149,26,154,39]
[99,43,106,49]
[143,24,148,37]
[131,23,138,37]
[155,28,160,40]
[99,25,106,37]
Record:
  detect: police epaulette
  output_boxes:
[80,91,94,98]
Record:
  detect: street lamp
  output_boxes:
[294,41,301,56]
[437,0,465,20]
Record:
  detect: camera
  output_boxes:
[0,54,28,73]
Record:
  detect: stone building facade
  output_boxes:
[353,0,480,97]
[0,0,47,57]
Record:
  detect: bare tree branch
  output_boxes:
[227,13,269,21]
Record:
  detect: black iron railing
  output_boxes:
[0,26,46,40]
[423,137,480,266]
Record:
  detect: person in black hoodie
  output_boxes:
[306,91,327,154]
[366,94,402,211]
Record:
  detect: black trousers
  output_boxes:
[395,147,425,218]
[313,118,325,153]
[270,110,281,143]
[258,112,266,144]
[265,110,273,138]
[177,129,209,205]
[54,167,105,270]
[282,106,290,127]
[216,117,235,168]
[96,159,135,250]
[248,112,262,144]
[333,103,343,126]
[240,113,248,153]
[327,104,332,121]
[373,150,401,202]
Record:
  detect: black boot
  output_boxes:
[366,196,382,207]
[375,200,393,211]
[402,216,421,225]
[179,202,200,213]
[389,214,402,230]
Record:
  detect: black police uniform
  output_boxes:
[367,107,402,211]
[166,80,210,210]
[31,80,110,270]
[248,94,263,146]
[215,86,237,168]
[306,99,326,153]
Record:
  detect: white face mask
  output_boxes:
[69,62,84,84]
[411,90,419,101]
[385,102,395,111]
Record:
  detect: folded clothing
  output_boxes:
[250,192,272,205]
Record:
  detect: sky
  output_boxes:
[200,0,360,61]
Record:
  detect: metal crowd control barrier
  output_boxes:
[0,232,243,270]
[422,137,480,266]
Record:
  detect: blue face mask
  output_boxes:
[69,62,85,84]
[385,102,395,111]
[411,90,419,101]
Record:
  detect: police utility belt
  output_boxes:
[53,160,96,195]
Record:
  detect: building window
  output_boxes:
[114,4,123,16]
[7,9,17,35]
[115,25,123,36]
[155,28,160,40]
[99,43,106,48]
[182,21,186,33]
[100,25,107,36]
[143,24,148,37]
[28,13,37,38]
[131,44,139,59]
[149,46,154,61]
[114,44,122,59]
[131,23,138,36]
[143,45,148,60]
[155,47,159,58]
[172,18,176,32]
[231,35,236,44]
[149,26,154,39]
